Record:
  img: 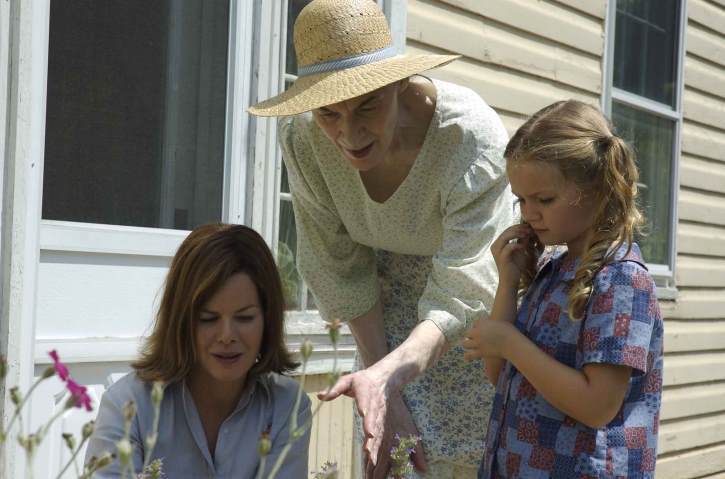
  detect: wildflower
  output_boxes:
[66,379,93,411]
[326,319,342,345]
[151,381,165,406]
[300,339,314,361]
[0,355,7,380]
[257,430,272,457]
[116,438,133,464]
[82,420,95,439]
[122,400,137,422]
[389,434,420,478]
[49,350,70,381]
[62,432,76,451]
[312,461,339,479]
[10,386,21,405]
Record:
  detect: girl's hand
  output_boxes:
[317,368,426,478]
[490,223,533,290]
[462,317,516,361]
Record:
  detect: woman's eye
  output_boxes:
[199,316,217,323]
[235,315,256,322]
[538,197,554,204]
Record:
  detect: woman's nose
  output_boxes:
[217,318,237,344]
[339,117,363,144]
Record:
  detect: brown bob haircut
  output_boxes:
[133,223,298,384]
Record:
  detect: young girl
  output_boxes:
[463,100,664,479]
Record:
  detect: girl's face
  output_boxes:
[192,273,264,389]
[312,82,403,171]
[507,160,597,258]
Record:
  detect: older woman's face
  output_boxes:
[193,273,264,389]
[312,82,402,171]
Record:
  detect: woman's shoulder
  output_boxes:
[259,372,310,409]
[432,78,508,146]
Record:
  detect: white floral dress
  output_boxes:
[279,78,513,475]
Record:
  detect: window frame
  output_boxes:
[37,0,255,256]
[601,0,688,299]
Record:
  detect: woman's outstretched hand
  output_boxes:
[318,368,426,478]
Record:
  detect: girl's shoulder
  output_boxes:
[594,243,656,293]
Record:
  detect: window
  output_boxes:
[43,0,230,231]
[604,0,686,285]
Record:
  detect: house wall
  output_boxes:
[656,0,725,477]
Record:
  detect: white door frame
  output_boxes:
[1,0,50,476]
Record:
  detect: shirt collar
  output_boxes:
[536,242,647,282]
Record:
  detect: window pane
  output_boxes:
[285,0,314,76]
[43,0,229,230]
[278,200,302,309]
[614,0,680,106]
[612,101,674,265]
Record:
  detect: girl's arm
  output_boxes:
[478,320,632,428]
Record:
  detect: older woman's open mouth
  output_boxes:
[345,142,374,159]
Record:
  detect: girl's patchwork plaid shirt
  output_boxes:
[479,243,664,479]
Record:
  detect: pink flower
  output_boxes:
[66,379,93,412]
[49,350,70,381]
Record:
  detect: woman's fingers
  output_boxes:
[316,374,353,401]
[491,224,531,254]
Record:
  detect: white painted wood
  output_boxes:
[677,255,725,287]
[657,442,725,478]
[223,0,255,225]
[407,0,602,94]
[665,320,725,352]
[662,382,725,420]
[679,189,725,227]
[664,352,725,386]
[437,0,603,55]
[0,0,51,476]
[248,1,285,247]
[678,222,725,257]
[659,411,725,455]
[40,221,189,257]
[36,251,168,340]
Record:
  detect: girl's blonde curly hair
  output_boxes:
[506,100,645,320]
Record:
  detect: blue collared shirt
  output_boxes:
[479,243,664,478]
[85,371,311,478]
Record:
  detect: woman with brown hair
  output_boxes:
[85,223,311,478]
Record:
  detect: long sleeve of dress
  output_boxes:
[279,117,379,322]
[418,156,514,344]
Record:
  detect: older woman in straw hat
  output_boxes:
[250,1,512,478]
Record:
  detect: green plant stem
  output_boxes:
[254,455,268,479]
[54,435,89,479]
[37,403,71,443]
[141,398,162,473]
[3,375,50,439]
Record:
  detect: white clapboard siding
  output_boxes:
[664,0,725,472]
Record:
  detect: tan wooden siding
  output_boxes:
[661,1,725,475]
[407,0,604,136]
[302,374,355,478]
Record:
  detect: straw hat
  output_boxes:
[248,0,459,117]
